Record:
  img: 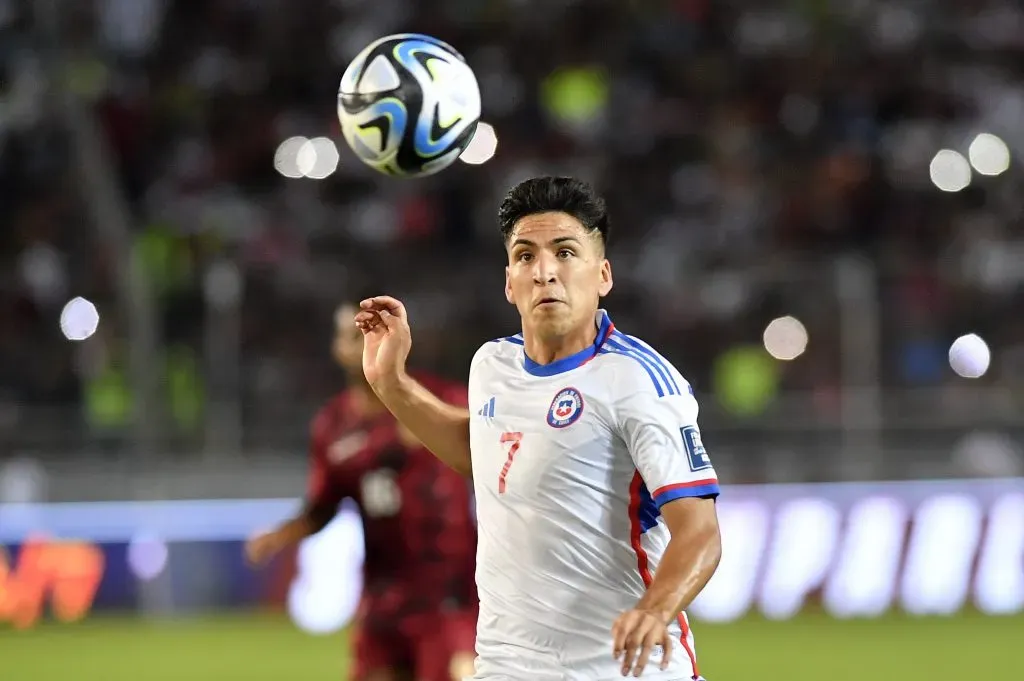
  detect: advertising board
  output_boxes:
[1,479,1021,630]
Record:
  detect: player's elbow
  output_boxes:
[662,496,722,575]
[433,413,473,476]
[680,515,722,589]
[403,408,472,476]
[450,413,474,476]
[693,503,723,573]
[704,521,723,575]
[442,439,473,477]
[439,450,472,477]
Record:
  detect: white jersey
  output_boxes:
[467,310,719,681]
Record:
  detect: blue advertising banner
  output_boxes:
[1,479,1022,631]
[0,499,364,631]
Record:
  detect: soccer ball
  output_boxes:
[337,33,481,177]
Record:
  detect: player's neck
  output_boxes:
[522,320,598,365]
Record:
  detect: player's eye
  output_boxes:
[557,248,574,259]
[516,251,533,262]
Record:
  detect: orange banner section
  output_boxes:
[0,536,105,628]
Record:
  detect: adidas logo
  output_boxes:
[477,397,495,418]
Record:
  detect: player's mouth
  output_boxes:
[535,297,563,308]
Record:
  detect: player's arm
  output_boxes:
[245,498,334,566]
[245,411,345,566]
[634,497,720,620]
[374,373,471,475]
[355,296,472,476]
[620,387,722,617]
[611,380,722,676]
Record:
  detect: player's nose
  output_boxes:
[532,253,559,285]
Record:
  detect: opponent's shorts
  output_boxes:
[350,609,477,681]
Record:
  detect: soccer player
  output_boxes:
[245,300,478,681]
[354,177,723,680]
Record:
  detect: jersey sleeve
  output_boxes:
[306,407,345,510]
[615,373,720,507]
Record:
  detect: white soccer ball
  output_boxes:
[337,33,482,177]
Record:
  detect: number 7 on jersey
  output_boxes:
[498,431,523,494]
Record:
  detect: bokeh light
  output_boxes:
[303,137,340,180]
[59,297,100,341]
[967,133,1011,177]
[948,333,990,379]
[929,149,972,192]
[275,136,340,179]
[763,316,809,361]
[126,533,170,582]
[274,136,308,179]
[460,122,499,165]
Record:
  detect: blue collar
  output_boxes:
[522,311,614,377]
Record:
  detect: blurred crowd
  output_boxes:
[2,0,1024,477]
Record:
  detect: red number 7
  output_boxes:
[498,432,523,494]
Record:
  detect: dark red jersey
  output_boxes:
[306,376,477,623]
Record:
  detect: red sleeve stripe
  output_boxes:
[628,472,701,677]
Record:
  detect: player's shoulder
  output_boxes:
[471,333,523,371]
[596,329,693,400]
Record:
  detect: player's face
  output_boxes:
[504,212,612,340]
[332,304,364,374]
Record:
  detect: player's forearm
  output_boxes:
[636,522,721,622]
[275,513,320,544]
[374,372,472,475]
[273,500,335,541]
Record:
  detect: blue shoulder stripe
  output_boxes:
[611,332,682,395]
[604,335,677,396]
[488,334,524,345]
[598,347,665,397]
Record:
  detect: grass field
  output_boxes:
[2,611,1022,681]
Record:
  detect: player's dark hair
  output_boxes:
[498,176,610,248]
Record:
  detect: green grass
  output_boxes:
[1,611,1021,681]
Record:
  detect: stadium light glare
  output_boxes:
[459,122,498,165]
[929,149,971,192]
[948,333,990,378]
[59,296,100,341]
[274,136,308,178]
[967,133,1011,177]
[303,137,340,179]
[126,533,169,581]
[296,138,319,178]
[762,315,808,361]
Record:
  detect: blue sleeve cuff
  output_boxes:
[653,482,720,507]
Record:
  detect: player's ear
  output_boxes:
[504,266,515,304]
[598,259,613,298]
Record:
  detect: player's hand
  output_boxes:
[611,608,673,677]
[244,531,285,567]
[354,295,413,391]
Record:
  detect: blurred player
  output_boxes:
[245,300,478,681]
[355,177,723,680]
